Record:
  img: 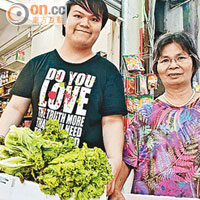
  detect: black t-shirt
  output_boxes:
[11,50,127,150]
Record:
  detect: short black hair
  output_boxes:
[153,31,200,81]
[62,0,108,36]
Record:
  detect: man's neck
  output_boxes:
[58,40,95,63]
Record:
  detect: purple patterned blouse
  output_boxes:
[123,98,200,198]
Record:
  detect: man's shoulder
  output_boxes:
[95,54,120,73]
[96,54,115,65]
[30,50,55,63]
[23,50,56,72]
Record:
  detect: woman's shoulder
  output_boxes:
[135,97,169,120]
[137,100,158,117]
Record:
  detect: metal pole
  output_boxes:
[121,0,144,56]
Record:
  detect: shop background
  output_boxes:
[1,0,200,196]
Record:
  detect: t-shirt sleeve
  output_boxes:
[101,67,127,116]
[10,59,35,98]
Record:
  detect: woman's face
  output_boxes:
[157,42,193,88]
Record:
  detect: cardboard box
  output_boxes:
[0,173,107,200]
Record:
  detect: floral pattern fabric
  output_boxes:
[123,98,200,198]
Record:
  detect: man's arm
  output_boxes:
[109,161,131,200]
[0,95,31,136]
[102,114,124,196]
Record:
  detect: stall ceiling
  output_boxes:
[0,9,9,31]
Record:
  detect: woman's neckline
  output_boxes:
[156,96,200,108]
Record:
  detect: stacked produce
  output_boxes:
[0,119,113,200]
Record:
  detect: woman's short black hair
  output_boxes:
[62,0,108,36]
[153,31,200,81]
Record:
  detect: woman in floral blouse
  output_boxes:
[110,32,200,199]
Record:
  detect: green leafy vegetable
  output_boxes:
[0,119,113,200]
[39,143,113,200]
[0,135,5,145]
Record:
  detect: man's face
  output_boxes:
[64,5,103,49]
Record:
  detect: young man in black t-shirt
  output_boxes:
[0,0,127,195]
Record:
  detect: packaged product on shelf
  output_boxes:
[125,73,148,96]
[5,71,9,83]
[1,101,8,110]
[9,73,13,82]
[123,55,144,72]
[16,50,25,61]
[4,84,13,95]
[12,72,19,81]
[140,74,148,95]
[123,113,134,131]
[135,74,148,95]
[9,72,19,82]
[26,104,32,116]
[125,76,136,95]
[7,87,12,94]
[123,115,127,131]
[1,72,5,85]
[147,74,158,90]
[126,95,140,112]
[139,95,153,107]
[2,71,9,84]
[0,86,4,96]
[24,120,32,128]
[0,74,3,85]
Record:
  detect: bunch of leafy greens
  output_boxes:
[0,135,5,145]
[0,119,76,181]
[39,143,113,200]
[0,119,113,199]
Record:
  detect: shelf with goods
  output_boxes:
[0,69,20,114]
[0,98,33,128]
[0,60,26,73]
[121,55,158,131]
[0,23,32,126]
[0,101,33,128]
[21,104,33,128]
[0,57,29,121]
[0,93,11,99]
[0,82,15,114]
[0,80,16,87]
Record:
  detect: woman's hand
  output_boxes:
[109,190,125,200]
